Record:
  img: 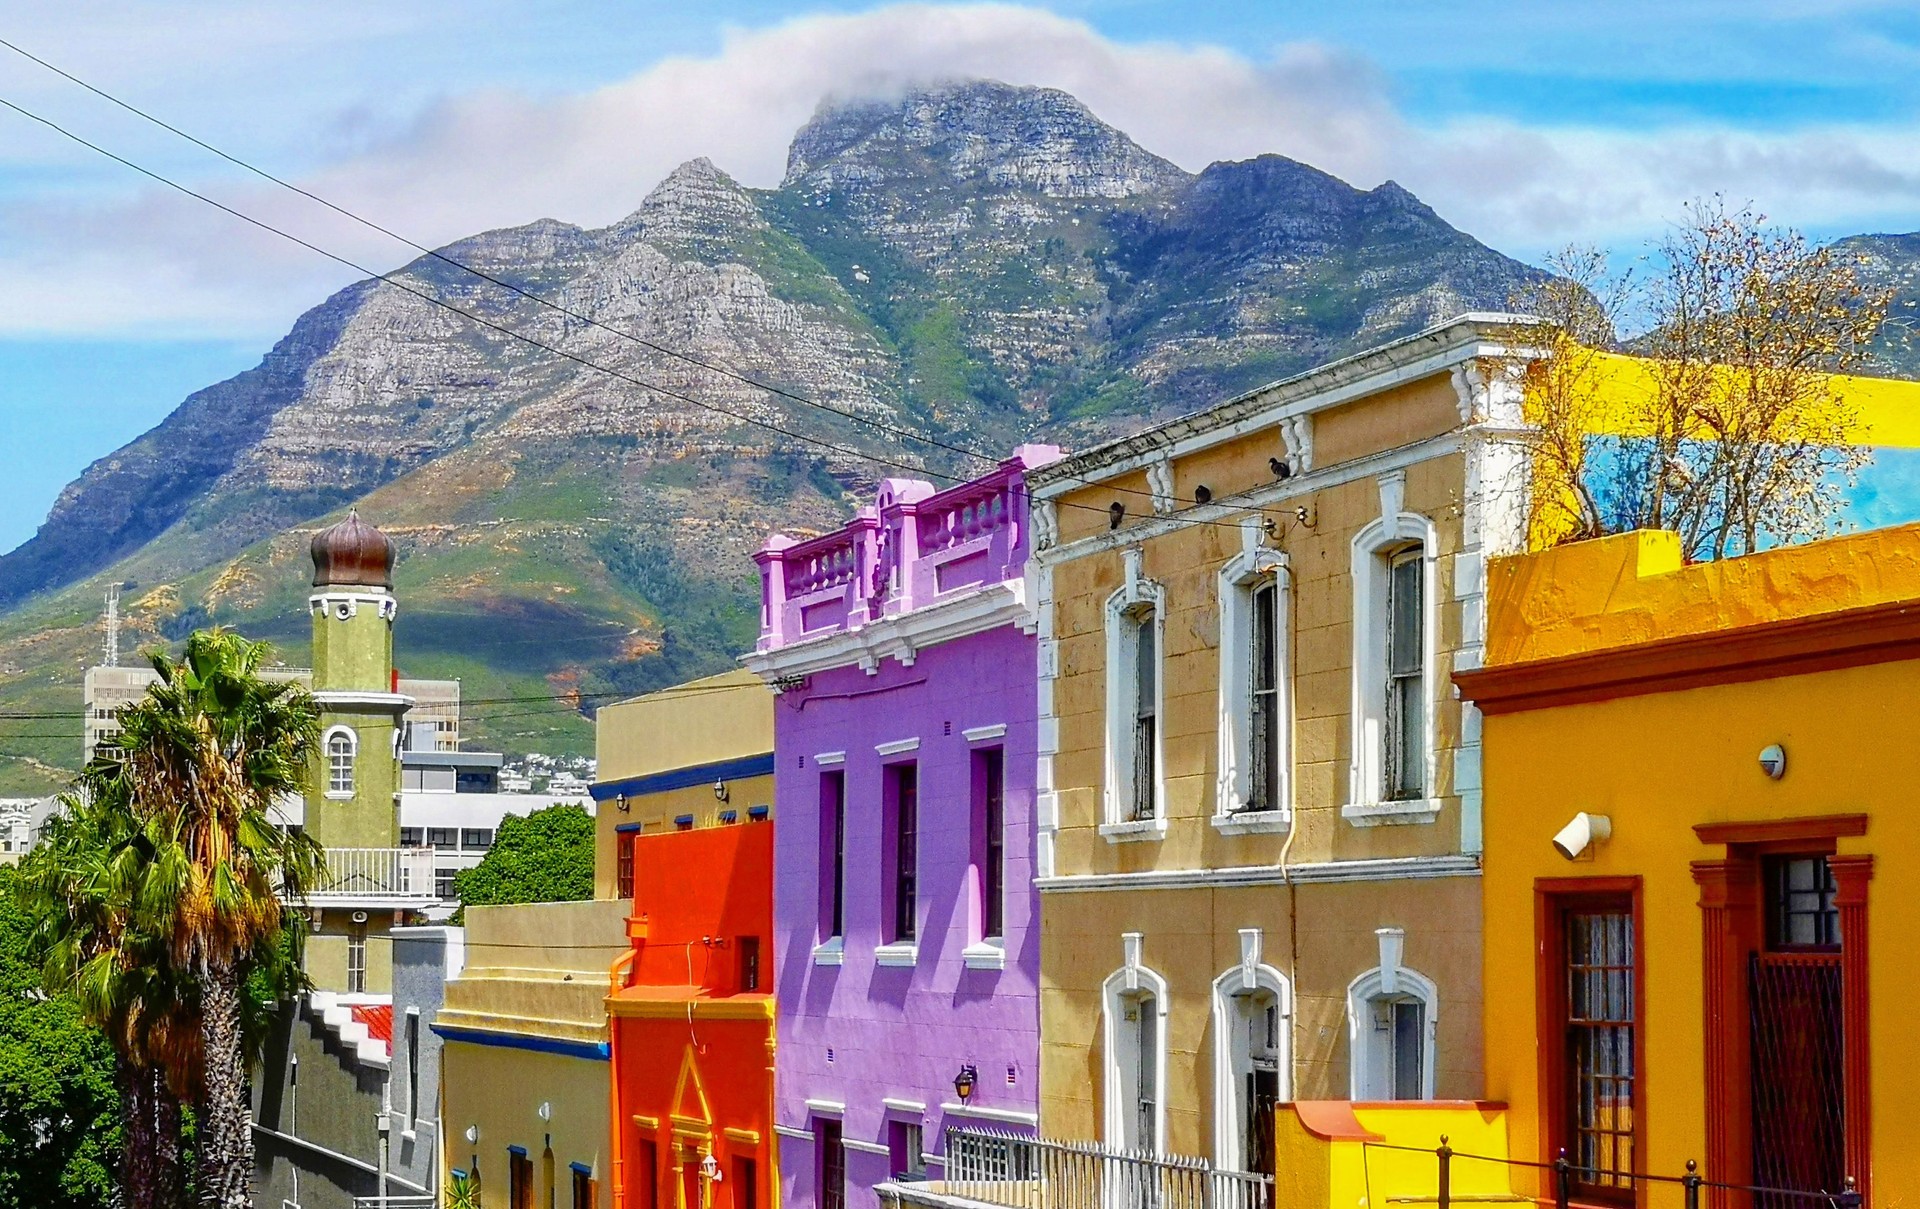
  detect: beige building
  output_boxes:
[1028,314,1538,1169]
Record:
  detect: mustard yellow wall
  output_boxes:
[1041,878,1484,1146]
[441,1041,612,1208]
[304,915,397,995]
[1579,351,1920,447]
[1477,529,1920,1199]
[595,671,773,783]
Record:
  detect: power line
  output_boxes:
[0,48,1289,531]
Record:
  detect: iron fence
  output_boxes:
[349,1197,435,1209]
[937,1126,1272,1209]
[1365,1137,1864,1209]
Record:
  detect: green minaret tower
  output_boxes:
[307,511,403,852]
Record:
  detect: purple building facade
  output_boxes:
[745,446,1061,1209]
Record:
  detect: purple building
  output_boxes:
[745,446,1061,1209]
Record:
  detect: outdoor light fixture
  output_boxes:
[537,1101,553,1122]
[953,1064,979,1104]
[1552,812,1613,862]
[1759,744,1787,780]
[465,1125,480,1144]
[617,794,630,814]
[1269,457,1292,479]
[700,1152,723,1183]
[713,778,730,803]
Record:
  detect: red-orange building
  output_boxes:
[610,820,776,1209]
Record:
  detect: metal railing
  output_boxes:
[1369,1137,1864,1209]
[936,1127,1272,1209]
[350,1197,435,1209]
[305,847,438,901]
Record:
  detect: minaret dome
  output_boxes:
[310,510,394,589]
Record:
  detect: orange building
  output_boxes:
[610,819,777,1209]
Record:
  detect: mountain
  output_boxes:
[0,80,1547,793]
[1836,232,1920,376]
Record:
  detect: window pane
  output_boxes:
[1249,581,1280,812]
[1388,555,1422,675]
[1134,611,1157,718]
[1564,906,1636,1195]
[1392,1000,1424,1100]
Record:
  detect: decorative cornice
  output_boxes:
[1037,853,1480,893]
[312,690,413,712]
[1694,814,1868,847]
[743,579,1031,680]
[1455,598,1920,715]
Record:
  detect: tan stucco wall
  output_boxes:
[304,914,399,995]
[441,1041,612,1209]
[594,671,773,784]
[1040,877,1484,1148]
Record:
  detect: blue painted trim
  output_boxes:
[590,752,775,801]
[674,814,694,827]
[571,1161,594,1176]
[430,1023,611,1062]
[509,1145,529,1157]
[615,822,643,834]
[748,805,770,820]
[719,809,738,823]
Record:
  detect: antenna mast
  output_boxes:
[104,585,120,668]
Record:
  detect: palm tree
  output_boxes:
[78,628,322,1209]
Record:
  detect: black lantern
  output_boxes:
[953,1064,978,1104]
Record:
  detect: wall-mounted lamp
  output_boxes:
[1552,812,1613,862]
[617,794,630,814]
[700,1152,723,1183]
[713,779,730,803]
[1268,457,1292,480]
[537,1101,553,1123]
[953,1064,979,1105]
[465,1124,480,1145]
[1759,744,1787,781]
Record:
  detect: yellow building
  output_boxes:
[1028,314,1542,1169]
[1456,524,1920,1207]
[436,670,776,1209]
[590,669,775,900]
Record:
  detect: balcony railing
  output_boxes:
[887,1128,1273,1209]
[303,847,438,903]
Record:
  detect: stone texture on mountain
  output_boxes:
[0,79,1560,786]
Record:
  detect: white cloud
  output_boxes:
[1,1,1917,338]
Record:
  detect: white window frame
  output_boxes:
[1101,937,1169,1155]
[346,925,368,994]
[1214,530,1290,834]
[1102,547,1167,841]
[1210,957,1292,1170]
[1346,476,1441,827]
[324,725,358,800]
[1345,964,1438,1100]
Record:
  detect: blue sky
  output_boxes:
[2,0,1918,552]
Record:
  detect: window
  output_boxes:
[733,1157,757,1209]
[572,1164,596,1209]
[428,828,457,851]
[1103,549,1165,830]
[1346,964,1437,1100]
[674,815,694,832]
[1347,483,1437,820]
[1248,581,1282,811]
[346,925,367,994]
[405,1010,420,1122]
[1212,962,1291,1174]
[1543,891,1637,1203]
[974,747,1006,941]
[1766,856,1839,949]
[819,1120,846,1209]
[738,936,761,992]
[617,832,637,899]
[888,1121,925,1179]
[820,772,846,940]
[887,763,919,942]
[400,827,423,847]
[326,728,357,796]
[435,867,458,900]
[461,828,494,850]
[510,1147,533,1209]
[1384,549,1424,801]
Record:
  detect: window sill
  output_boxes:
[1210,810,1291,836]
[324,790,355,801]
[811,938,845,967]
[874,942,919,968]
[1099,818,1169,844]
[962,941,1006,971]
[1341,797,1442,827]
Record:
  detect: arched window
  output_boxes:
[1347,472,1440,825]
[1346,964,1438,1100]
[325,727,358,798]
[1103,548,1166,836]
[1211,956,1292,1174]
[1102,935,1169,1154]
[1215,529,1289,831]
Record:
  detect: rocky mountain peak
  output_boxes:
[783,79,1187,200]
[607,156,764,246]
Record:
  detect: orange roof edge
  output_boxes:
[1286,1101,1385,1142]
